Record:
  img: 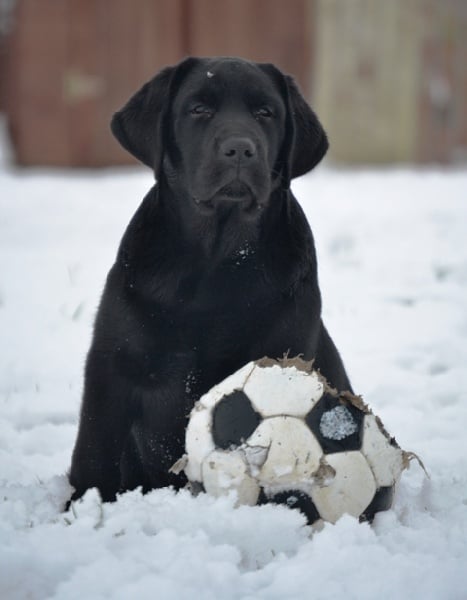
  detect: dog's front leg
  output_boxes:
[68,361,135,504]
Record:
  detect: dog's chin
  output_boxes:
[193,182,266,217]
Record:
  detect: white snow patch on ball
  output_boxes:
[319,405,359,440]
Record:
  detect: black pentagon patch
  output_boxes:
[305,393,364,453]
[212,390,261,449]
[360,485,395,523]
[259,489,321,525]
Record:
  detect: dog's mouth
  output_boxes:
[217,180,251,200]
[193,180,263,215]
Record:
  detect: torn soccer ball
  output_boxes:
[180,357,412,525]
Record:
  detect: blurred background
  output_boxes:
[0,0,466,168]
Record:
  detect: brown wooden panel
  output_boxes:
[96,0,185,165]
[186,0,311,93]
[417,5,467,164]
[66,0,185,166]
[6,0,72,166]
[67,0,102,166]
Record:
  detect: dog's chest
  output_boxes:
[176,252,266,314]
[142,256,275,350]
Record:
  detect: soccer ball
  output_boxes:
[181,357,410,525]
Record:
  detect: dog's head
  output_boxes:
[111,57,328,216]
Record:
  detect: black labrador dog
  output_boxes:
[69,57,351,503]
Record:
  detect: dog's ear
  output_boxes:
[285,76,329,179]
[111,58,197,170]
[110,68,172,169]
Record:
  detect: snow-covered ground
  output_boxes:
[1,140,466,598]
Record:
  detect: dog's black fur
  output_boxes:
[69,57,352,503]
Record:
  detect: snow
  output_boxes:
[1,120,467,597]
[319,405,358,440]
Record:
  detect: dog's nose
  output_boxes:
[220,137,256,160]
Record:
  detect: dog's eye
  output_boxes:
[254,107,273,119]
[190,105,214,117]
